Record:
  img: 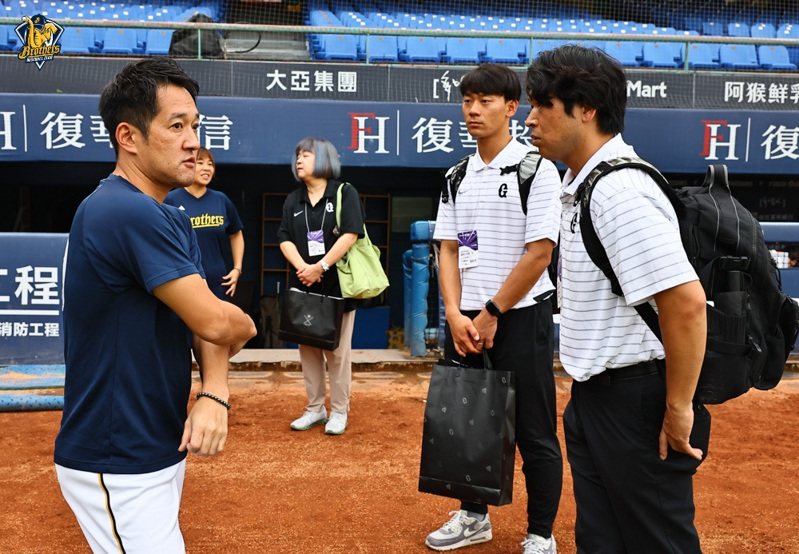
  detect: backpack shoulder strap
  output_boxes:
[498,150,543,215]
[576,156,676,341]
[442,154,471,205]
[517,150,543,216]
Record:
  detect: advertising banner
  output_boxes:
[1,93,798,174]
[0,233,66,365]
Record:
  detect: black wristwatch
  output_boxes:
[485,299,504,318]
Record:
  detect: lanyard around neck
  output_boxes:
[304,198,328,233]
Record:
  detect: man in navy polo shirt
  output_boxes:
[54,58,256,553]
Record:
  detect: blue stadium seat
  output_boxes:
[751,23,776,38]
[482,38,526,64]
[365,35,398,62]
[144,29,174,56]
[604,41,643,66]
[649,27,678,36]
[574,39,606,51]
[59,27,94,54]
[403,36,442,63]
[702,21,725,36]
[444,37,484,64]
[686,43,720,69]
[757,45,797,70]
[318,34,359,61]
[0,26,10,52]
[777,23,799,38]
[719,44,759,69]
[683,15,704,33]
[642,42,680,68]
[727,22,750,37]
[529,39,562,60]
[101,28,139,54]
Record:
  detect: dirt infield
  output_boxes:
[1,371,798,553]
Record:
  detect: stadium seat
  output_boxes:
[727,22,750,37]
[529,39,562,60]
[604,41,643,66]
[574,39,606,51]
[100,28,139,54]
[702,21,725,36]
[757,45,797,70]
[444,37,484,64]
[365,35,398,62]
[686,43,720,69]
[719,44,759,69]
[144,29,174,56]
[59,27,94,54]
[777,23,799,39]
[318,34,359,61]
[0,26,11,52]
[403,36,442,63]
[751,23,777,38]
[642,42,680,68]
[482,38,526,64]
[683,15,704,33]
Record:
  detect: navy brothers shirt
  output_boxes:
[55,174,204,474]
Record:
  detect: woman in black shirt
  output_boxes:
[277,137,364,436]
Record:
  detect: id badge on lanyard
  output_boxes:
[305,201,329,257]
[458,230,479,269]
[307,230,325,256]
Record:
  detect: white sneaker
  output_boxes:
[425,510,492,551]
[324,411,347,435]
[290,408,327,431]
[521,533,557,554]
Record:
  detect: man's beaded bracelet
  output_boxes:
[196,391,231,410]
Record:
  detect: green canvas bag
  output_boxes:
[335,183,389,299]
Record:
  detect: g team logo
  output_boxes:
[15,14,63,70]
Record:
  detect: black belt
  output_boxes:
[589,359,662,385]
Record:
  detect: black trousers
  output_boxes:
[445,300,563,538]
[564,365,712,553]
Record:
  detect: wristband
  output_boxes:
[319,259,330,272]
[196,391,231,410]
[232,267,242,273]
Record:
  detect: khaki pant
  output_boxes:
[298,309,355,415]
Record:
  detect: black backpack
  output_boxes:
[442,151,560,309]
[576,157,799,404]
[169,13,223,58]
[442,150,542,214]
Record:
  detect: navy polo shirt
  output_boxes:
[277,180,364,298]
[55,174,204,474]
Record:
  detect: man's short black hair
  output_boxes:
[459,63,521,102]
[526,45,626,135]
[99,57,199,154]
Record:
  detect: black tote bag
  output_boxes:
[418,354,516,506]
[278,288,345,350]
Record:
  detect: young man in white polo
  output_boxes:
[526,45,710,552]
[426,63,563,554]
